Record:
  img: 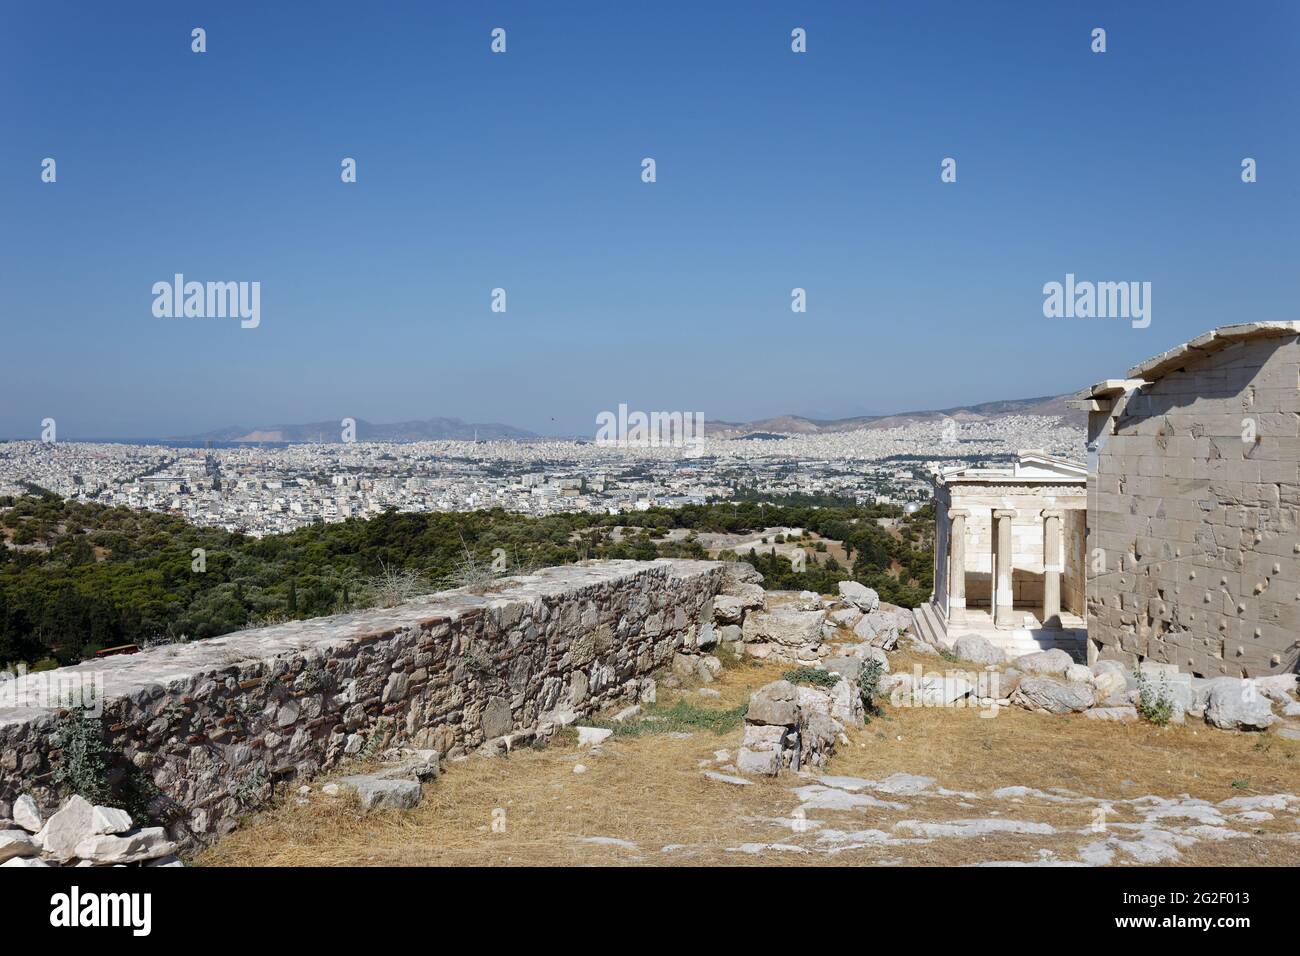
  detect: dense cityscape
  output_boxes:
[0,415,1084,536]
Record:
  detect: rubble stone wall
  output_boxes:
[0,559,726,845]
[1085,334,1300,676]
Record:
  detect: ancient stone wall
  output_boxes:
[0,559,726,845]
[1085,335,1300,676]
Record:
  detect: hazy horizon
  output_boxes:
[0,389,1080,442]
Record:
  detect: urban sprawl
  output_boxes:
[0,417,1084,535]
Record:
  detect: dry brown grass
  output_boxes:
[196,649,1300,868]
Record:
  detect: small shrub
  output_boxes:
[1231,778,1250,790]
[51,711,114,805]
[782,667,838,689]
[859,660,884,722]
[589,700,747,738]
[1134,668,1174,726]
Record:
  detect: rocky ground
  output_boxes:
[195,576,1300,867]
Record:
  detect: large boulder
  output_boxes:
[34,795,96,862]
[339,775,423,811]
[722,562,763,588]
[822,656,864,681]
[1205,681,1277,731]
[1012,649,1074,677]
[735,744,783,777]
[827,677,865,727]
[742,607,827,663]
[1011,676,1095,715]
[1090,668,1129,703]
[891,672,973,707]
[1251,674,1298,705]
[0,831,38,864]
[89,806,134,837]
[828,607,863,628]
[742,607,825,647]
[745,680,800,727]
[714,585,764,624]
[852,613,899,650]
[837,581,880,614]
[74,827,176,866]
[996,667,1023,698]
[671,653,716,684]
[12,795,42,834]
[952,634,1005,666]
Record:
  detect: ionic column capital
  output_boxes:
[992,509,1016,520]
[1040,509,1064,520]
[947,508,970,521]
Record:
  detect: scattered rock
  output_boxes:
[852,613,899,650]
[823,656,864,681]
[1090,668,1128,702]
[828,608,862,628]
[1085,706,1139,723]
[742,607,828,663]
[0,831,39,863]
[745,680,800,727]
[576,726,614,748]
[580,836,638,850]
[89,806,135,837]
[1205,681,1277,731]
[374,749,442,782]
[73,828,176,865]
[736,745,783,777]
[339,775,423,811]
[671,653,715,684]
[1011,676,1095,715]
[1012,649,1074,677]
[12,795,42,834]
[702,770,752,786]
[837,581,880,614]
[34,795,95,862]
[952,634,1005,666]
[1065,663,1093,684]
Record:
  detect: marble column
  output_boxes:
[1041,509,1063,628]
[993,509,1016,627]
[947,509,969,621]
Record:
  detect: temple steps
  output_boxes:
[911,602,1087,663]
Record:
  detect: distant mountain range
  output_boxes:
[175,418,537,443]
[171,395,1081,444]
[703,394,1084,440]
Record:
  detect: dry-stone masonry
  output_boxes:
[0,559,729,849]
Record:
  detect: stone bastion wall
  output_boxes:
[0,559,728,846]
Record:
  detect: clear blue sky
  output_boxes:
[2,1,1296,438]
